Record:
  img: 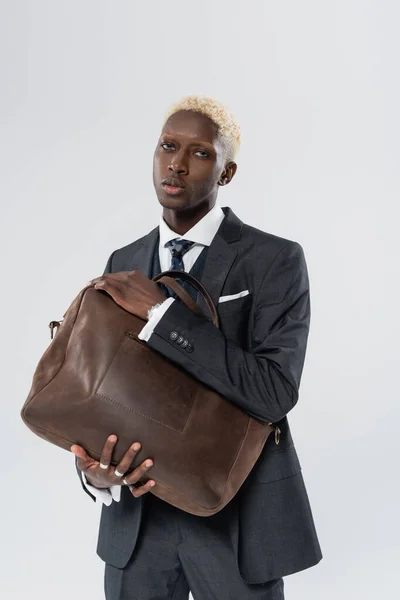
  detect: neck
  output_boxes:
[162,200,216,236]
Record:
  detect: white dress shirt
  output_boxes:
[81,201,225,505]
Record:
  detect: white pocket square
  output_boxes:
[218,290,250,303]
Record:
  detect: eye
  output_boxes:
[161,142,175,151]
[194,150,209,158]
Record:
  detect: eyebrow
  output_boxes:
[161,133,216,149]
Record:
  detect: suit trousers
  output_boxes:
[104,491,284,600]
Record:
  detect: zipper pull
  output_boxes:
[49,320,62,340]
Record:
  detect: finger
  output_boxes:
[131,479,156,498]
[94,279,117,299]
[93,274,119,287]
[90,273,124,287]
[70,444,91,470]
[125,459,154,486]
[99,435,118,469]
[95,278,123,294]
[113,442,141,479]
[87,277,102,286]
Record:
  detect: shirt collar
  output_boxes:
[159,201,225,248]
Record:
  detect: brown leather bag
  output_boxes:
[21,271,278,516]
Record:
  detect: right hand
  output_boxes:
[71,435,156,498]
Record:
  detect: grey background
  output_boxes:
[1,1,398,598]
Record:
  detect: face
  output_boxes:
[153,110,236,212]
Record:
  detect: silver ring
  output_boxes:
[123,477,139,491]
[115,468,125,478]
[123,478,135,491]
[100,462,108,469]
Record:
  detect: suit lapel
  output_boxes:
[134,206,243,311]
[195,206,243,314]
[131,227,159,278]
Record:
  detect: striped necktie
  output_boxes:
[164,238,195,298]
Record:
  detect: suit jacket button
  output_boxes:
[169,331,179,341]
[186,343,193,352]
[176,336,184,345]
[181,339,189,348]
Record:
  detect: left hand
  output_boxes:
[88,270,166,320]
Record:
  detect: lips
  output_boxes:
[161,177,186,196]
[161,177,186,189]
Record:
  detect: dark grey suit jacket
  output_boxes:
[76,206,322,584]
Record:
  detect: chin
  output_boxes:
[157,194,191,211]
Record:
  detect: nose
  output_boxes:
[168,152,188,176]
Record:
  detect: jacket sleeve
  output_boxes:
[145,242,311,423]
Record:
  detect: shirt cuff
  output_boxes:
[138,297,175,342]
[81,472,114,506]
[110,485,122,502]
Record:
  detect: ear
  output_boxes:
[218,161,238,186]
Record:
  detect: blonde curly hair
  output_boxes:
[162,95,241,162]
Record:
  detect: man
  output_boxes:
[71,95,322,599]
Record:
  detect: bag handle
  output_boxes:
[155,276,203,316]
[153,271,219,328]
